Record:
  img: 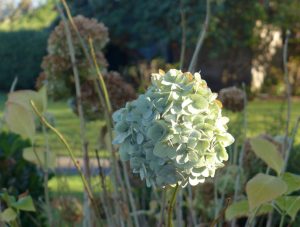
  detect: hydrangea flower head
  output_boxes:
[113,69,234,187]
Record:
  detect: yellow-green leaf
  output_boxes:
[250,137,284,175]
[7,90,42,112]
[275,196,300,220]
[282,172,300,194]
[23,148,56,169]
[246,173,287,210]
[225,200,272,220]
[11,196,36,212]
[5,103,35,141]
[0,208,17,222]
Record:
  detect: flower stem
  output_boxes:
[167,184,179,227]
[279,214,285,227]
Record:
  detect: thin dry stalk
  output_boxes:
[94,149,115,226]
[266,30,291,227]
[188,0,211,73]
[31,101,99,216]
[231,84,248,227]
[54,4,92,226]
[179,1,186,70]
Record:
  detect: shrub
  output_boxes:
[0,30,48,91]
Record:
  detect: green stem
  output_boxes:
[30,101,99,216]
[42,124,53,226]
[279,214,285,227]
[167,184,179,227]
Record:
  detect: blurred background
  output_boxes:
[0,0,299,94]
[0,0,300,226]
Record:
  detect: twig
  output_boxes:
[188,0,211,73]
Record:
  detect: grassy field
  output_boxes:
[0,93,299,159]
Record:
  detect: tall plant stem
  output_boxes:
[179,0,186,70]
[279,214,285,227]
[231,84,248,227]
[188,0,211,73]
[167,184,179,227]
[30,101,100,219]
[282,30,291,169]
[267,30,291,227]
[89,38,137,227]
[42,124,53,226]
[56,4,92,226]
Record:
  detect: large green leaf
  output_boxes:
[225,200,272,220]
[246,173,287,210]
[275,196,300,220]
[250,137,284,175]
[7,90,42,112]
[11,196,36,212]
[282,172,300,194]
[5,103,35,141]
[23,147,56,169]
[0,208,17,222]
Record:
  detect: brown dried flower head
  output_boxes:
[39,15,109,99]
[71,71,136,121]
[218,86,246,112]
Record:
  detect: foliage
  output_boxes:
[0,132,44,225]
[227,137,300,223]
[113,69,234,187]
[0,0,57,31]
[0,30,48,91]
[81,0,265,54]
[0,190,36,225]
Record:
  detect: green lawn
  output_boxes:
[0,93,299,158]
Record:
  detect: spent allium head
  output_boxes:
[113,69,234,187]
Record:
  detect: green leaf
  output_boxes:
[7,90,43,112]
[11,196,36,212]
[246,173,287,210]
[250,137,284,175]
[282,172,300,194]
[5,103,35,141]
[225,200,272,220]
[0,208,17,222]
[275,196,300,220]
[23,147,56,169]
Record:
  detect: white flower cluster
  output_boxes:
[113,69,234,187]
